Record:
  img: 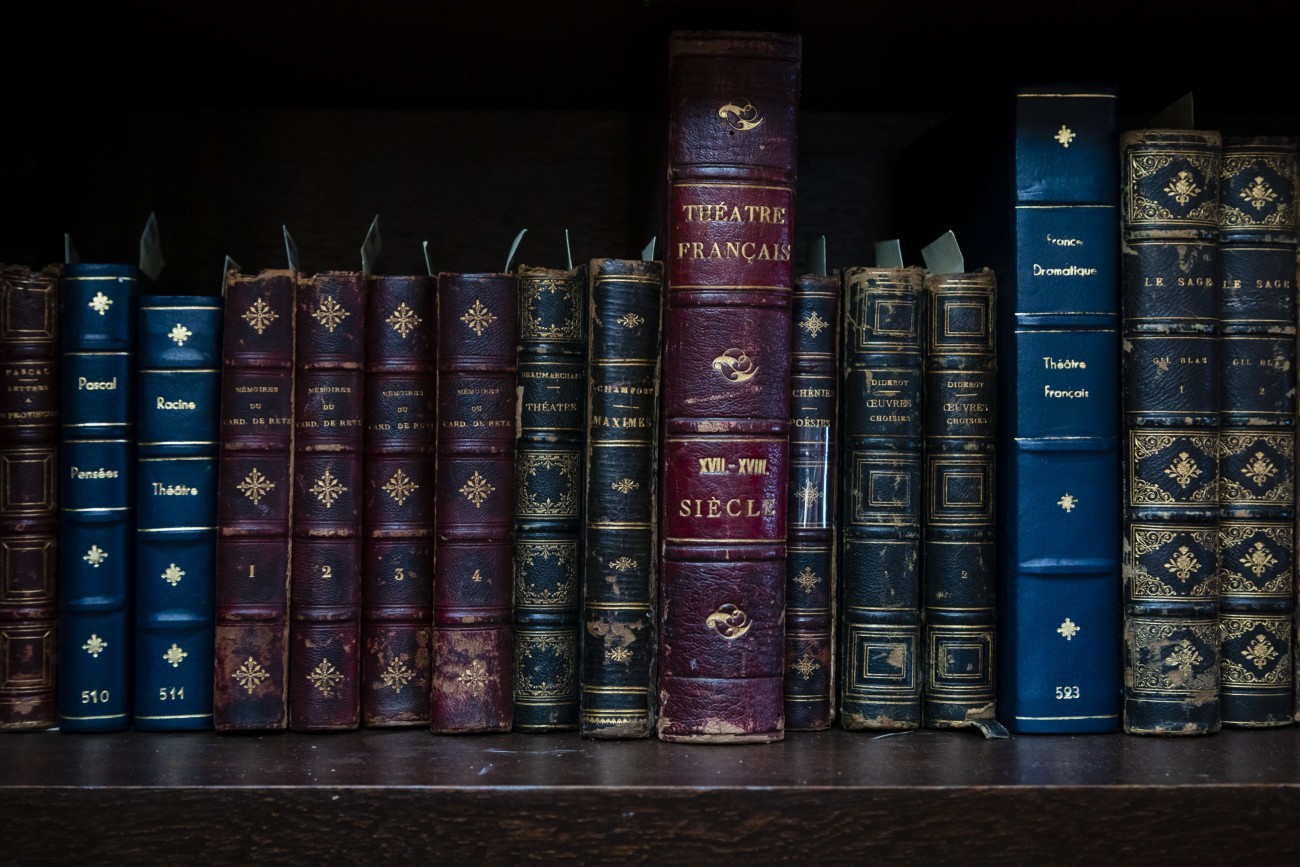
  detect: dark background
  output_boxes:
[4,0,1296,288]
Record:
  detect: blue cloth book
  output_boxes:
[59,263,138,731]
[134,296,223,730]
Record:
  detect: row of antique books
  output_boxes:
[3,31,1298,739]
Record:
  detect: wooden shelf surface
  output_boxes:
[2,727,1298,862]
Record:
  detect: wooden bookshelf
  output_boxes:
[1,727,1298,861]
[1,2,1298,861]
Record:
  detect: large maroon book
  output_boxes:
[431,272,518,733]
[362,274,435,726]
[289,272,366,731]
[657,31,801,743]
[0,265,60,730]
[214,269,296,730]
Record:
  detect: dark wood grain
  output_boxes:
[1,729,1297,862]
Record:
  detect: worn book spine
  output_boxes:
[923,270,998,730]
[362,275,435,726]
[513,264,586,731]
[214,270,295,730]
[1121,129,1223,735]
[0,265,60,730]
[1217,137,1296,727]
[290,272,366,731]
[658,30,800,744]
[784,271,838,730]
[839,266,924,730]
[432,272,518,733]
[134,296,222,730]
[580,259,663,738]
[1000,87,1122,733]
[58,263,137,732]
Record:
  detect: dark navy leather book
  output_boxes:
[1121,129,1222,735]
[134,296,222,730]
[59,263,138,732]
[922,270,1000,734]
[580,258,662,739]
[839,266,924,730]
[784,271,838,730]
[1217,137,1296,727]
[999,89,1122,733]
[512,263,586,732]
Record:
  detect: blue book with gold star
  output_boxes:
[134,295,223,730]
[59,263,139,732]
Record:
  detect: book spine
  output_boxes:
[134,296,222,730]
[1121,129,1223,735]
[58,263,137,732]
[580,259,663,739]
[999,88,1122,733]
[432,272,518,733]
[658,30,800,744]
[922,270,998,730]
[290,272,366,731]
[784,272,838,730]
[214,270,295,730]
[513,264,586,731]
[839,266,925,729]
[362,275,435,726]
[0,265,60,730]
[1217,138,1296,727]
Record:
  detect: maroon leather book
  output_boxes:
[432,272,517,733]
[214,269,295,731]
[362,275,435,726]
[0,265,60,730]
[289,272,366,731]
[658,31,801,743]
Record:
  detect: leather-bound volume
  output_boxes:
[214,269,295,731]
[59,263,137,732]
[513,264,586,731]
[784,271,837,730]
[923,270,999,732]
[580,258,663,739]
[0,265,60,730]
[362,275,435,726]
[658,31,800,743]
[135,296,222,730]
[840,266,924,730]
[1121,129,1222,735]
[1217,137,1295,727]
[998,89,1122,733]
[432,272,518,733]
[290,272,366,731]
